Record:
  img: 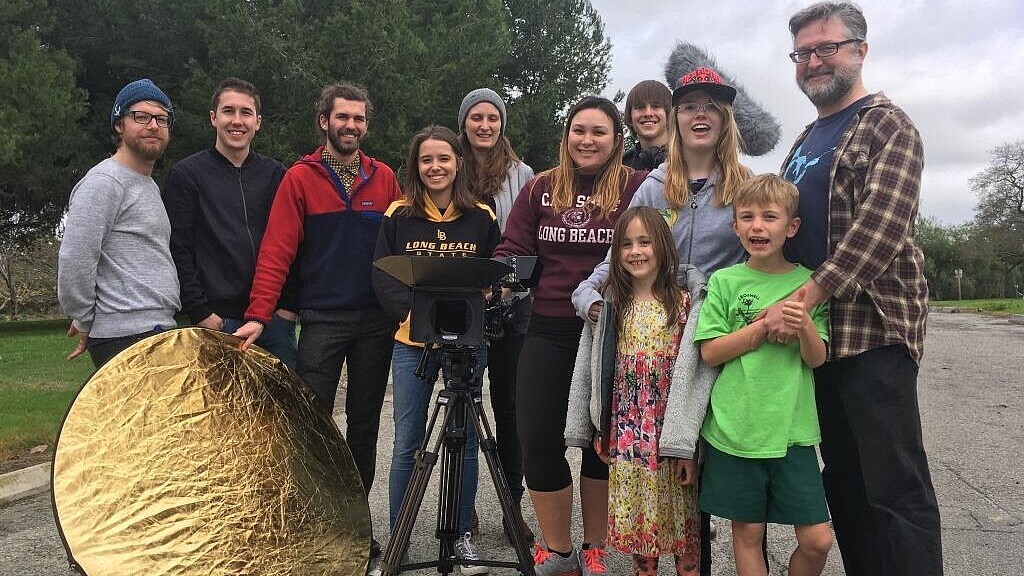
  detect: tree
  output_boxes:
[41,0,611,172]
[499,0,612,169]
[44,0,512,172]
[0,236,59,318]
[0,0,93,317]
[970,141,1024,278]
[916,217,959,300]
[3,0,613,320]
[916,216,1022,301]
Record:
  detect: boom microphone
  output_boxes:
[664,42,782,156]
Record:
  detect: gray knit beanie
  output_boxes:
[458,88,506,133]
[110,78,174,129]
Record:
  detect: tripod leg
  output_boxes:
[382,390,451,575]
[469,395,537,576]
[435,390,468,575]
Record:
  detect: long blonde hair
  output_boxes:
[662,99,749,209]
[544,96,633,221]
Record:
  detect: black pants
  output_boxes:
[86,331,159,369]
[297,308,396,493]
[487,329,526,502]
[516,313,607,492]
[815,345,943,576]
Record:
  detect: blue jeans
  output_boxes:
[389,343,486,535]
[223,314,298,370]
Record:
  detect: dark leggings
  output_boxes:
[516,313,608,492]
[487,329,526,502]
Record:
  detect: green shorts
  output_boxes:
[699,443,829,525]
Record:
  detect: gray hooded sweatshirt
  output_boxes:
[565,266,718,460]
[571,165,745,321]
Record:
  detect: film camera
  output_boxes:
[484,255,541,342]
[374,255,539,347]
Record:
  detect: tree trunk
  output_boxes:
[0,252,18,319]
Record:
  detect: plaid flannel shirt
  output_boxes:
[782,93,928,363]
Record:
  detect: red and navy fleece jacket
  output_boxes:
[372,198,501,346]
[245,147,402,324]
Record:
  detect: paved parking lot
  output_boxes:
[1,311,1022,575]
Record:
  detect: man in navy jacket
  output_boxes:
[162,77,298,367]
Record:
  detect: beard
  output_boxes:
[327,128,365,156]
[799,62,860,108]
[122,131,168,161]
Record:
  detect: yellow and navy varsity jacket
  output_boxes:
[371,196,500,346]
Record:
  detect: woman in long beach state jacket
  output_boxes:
[373,125,500,572]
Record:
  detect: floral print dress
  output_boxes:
[607,294,700,567]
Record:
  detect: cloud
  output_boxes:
[588,0,1024,224]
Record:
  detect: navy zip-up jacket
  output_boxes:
[163,147,293,322]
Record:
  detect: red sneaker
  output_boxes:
[579,543,607,576]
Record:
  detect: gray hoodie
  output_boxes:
[571,165,744,321]
[492,160,535,334]
[491,161,534,232]
[565,266,718,460]
[58,158,180,338]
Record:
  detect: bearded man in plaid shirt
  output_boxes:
[765,3,943,576]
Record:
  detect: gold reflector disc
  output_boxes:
[52,328,371,575]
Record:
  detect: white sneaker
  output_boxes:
[455,531,490,575]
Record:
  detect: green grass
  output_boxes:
[931,298,1024,315]
[0,323,93,460]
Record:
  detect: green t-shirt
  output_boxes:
[694,263,829,458]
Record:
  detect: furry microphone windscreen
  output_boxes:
[665,43,781,157]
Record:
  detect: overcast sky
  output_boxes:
[587,0,1024,224]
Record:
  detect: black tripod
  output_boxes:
[381,345,536,575]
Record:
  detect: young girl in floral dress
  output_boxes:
[566,206,716,575]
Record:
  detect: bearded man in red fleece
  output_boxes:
[234,83,401,530]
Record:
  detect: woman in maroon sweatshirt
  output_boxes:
[493,96,646,574]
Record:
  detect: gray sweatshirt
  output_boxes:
[490,160,535,231]
[571,166,745,320]
[565,266,718,460]
[58,158,180,338]
[493,160,535,334]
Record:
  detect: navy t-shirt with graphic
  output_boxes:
[783,95,872,269]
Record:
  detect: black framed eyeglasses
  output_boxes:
[127,110,170,128]
[789,38,862,63]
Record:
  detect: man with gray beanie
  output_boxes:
[58,78,181,368]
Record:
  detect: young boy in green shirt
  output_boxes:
[694,174,832,576]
